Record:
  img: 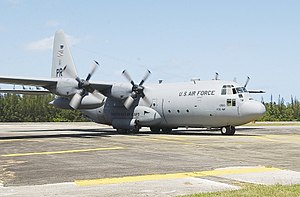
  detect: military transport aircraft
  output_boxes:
[0,30,265,135]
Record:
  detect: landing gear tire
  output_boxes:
[220,126,235,135]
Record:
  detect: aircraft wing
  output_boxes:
[0,76,113,94]
[0,89,51,95]
[0,76,57,88]
[90,81,113,92]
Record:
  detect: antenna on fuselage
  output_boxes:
[244,76,250,88]
[191,78,200,84]
[214,72,219,80]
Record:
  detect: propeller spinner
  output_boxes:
[122,70,151,109]
[69,61,102,109]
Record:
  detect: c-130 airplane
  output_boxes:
[0,30,265,135]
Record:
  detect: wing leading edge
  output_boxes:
[0,76,57,88]
[0,75,113,95]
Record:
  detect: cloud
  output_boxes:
[45,20,59,28]
[26,33,80,51]
[26,36,54,51]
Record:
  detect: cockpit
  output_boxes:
[221,85,248,95]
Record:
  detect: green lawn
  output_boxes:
[182,184,300,197]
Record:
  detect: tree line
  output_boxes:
[0,94,85,122]
[0,93,300,122]
[260,95,300,121]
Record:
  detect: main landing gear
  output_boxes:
[220,126,235,135]
[150,127,173,133]
[116,128,139,134]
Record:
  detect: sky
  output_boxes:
[0,0,300,102]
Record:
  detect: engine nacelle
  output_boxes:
[110,83,132,100]
[55,78,78,96]
[133,106,162,126]
[49,97,72,109]
[50,93,105,110]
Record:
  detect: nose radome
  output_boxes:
[240,100,266,119]
[257,102,266,115]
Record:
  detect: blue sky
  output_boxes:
[0,0,299,102]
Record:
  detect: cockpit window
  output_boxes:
[221,85,234,95]
[233,87,248,94]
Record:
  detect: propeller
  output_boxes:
[244,76,250,88]
[122,69,151,109]
[69,60,101,109]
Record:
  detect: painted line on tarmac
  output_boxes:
[253,135,300,143]
[1,146,125,157]
[0,139,45,143]
[75,166,281,186]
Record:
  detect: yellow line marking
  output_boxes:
[253,136,279,142]
[253,135,300,143]
[75,166,281,186]
[1,146,124,157]
[0,139,44,143]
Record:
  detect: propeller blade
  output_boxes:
[139,70,151,86]
[75,76,81,84]
[142,95,151,106]
[244,76,250,88]
[124,96,135,109]
[122,70,135,86]
[92,89,105,101]
[69,92,83,109]
[86,61,99,81]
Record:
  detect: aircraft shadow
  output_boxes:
[0,130,115,140]
[0,127,261,140]
[122,127,261,137]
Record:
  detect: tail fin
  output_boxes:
[51,30,78,79]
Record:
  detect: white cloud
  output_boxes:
[26,33,80,51]
[45,20,59,28]
[65,34,80,46]
[26,36,54,51]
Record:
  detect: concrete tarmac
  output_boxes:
[0,122,300,196]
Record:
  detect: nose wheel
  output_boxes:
[221,126,235,135]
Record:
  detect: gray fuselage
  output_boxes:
[81,80,265,130]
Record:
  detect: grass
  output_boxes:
[245,121,300,126]
[182,183,300,197]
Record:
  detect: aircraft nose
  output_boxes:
[240,100,266,120]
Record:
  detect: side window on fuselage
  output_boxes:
[221,85,234,95]
[226,99,236,107]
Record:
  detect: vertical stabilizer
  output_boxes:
[51,30,78,79]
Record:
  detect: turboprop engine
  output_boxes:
[55,78,78,96]
[109,83,132,100]
[50,93,105,110]
[52,61,106,109]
